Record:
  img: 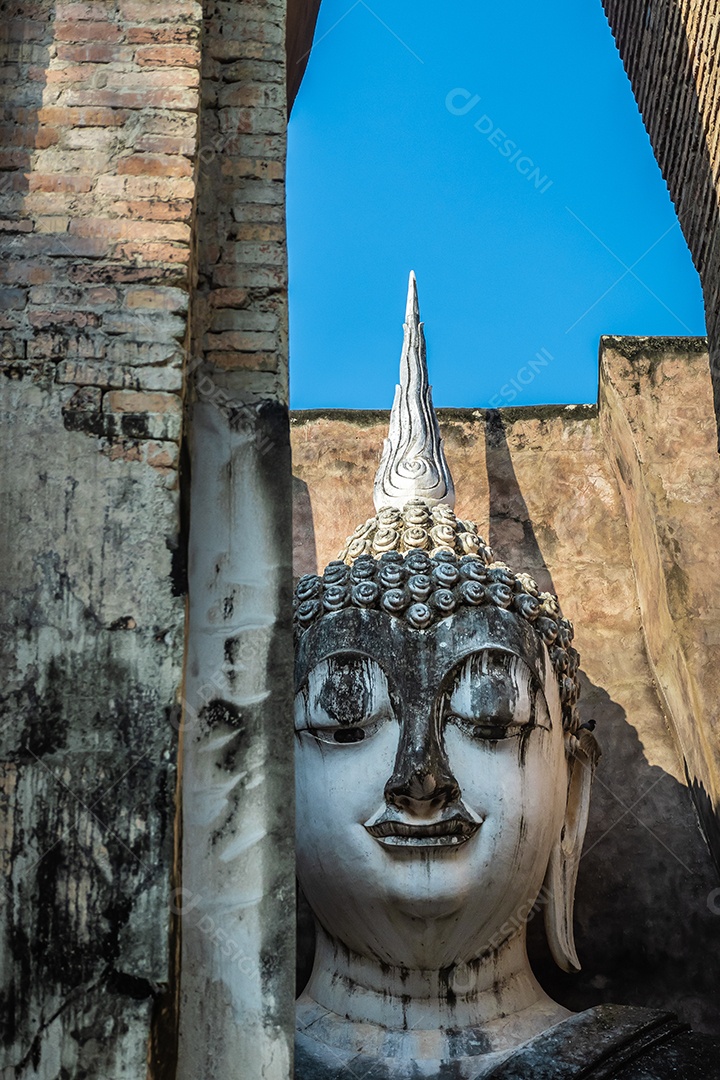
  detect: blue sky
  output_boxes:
[287,1,706,410]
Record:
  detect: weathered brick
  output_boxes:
[126,25,199,44]
[135,45,199,68]
[54,21,123,43]
[55,2,116,21]
[32,216,71,234]
[0,288,27,311]
[102,311,187,338]
[218,106,285,136]
[56,359,183,392]
[68,219,190,244]
[31,147,113,174]
[27,174,94,193]
[69,263,186,285]
[29,284,117,306]
[221,158,284,181]
[105,389,182,414]
[60,131,119,158]
[17,233,110,257]
[117,154,194,178]
[212,265,286,289]
[146,441,180,469]
[114,242,190,264]
[0,150,31,170]
[230,178,284,205]
[218,83,284,109]
[55,42,134,62]
[105,440,144,463]
[119,0,201,19]
[208,309,277,332]
[96,176,195,200]
[102,68,199,90]
[105,340,182,367]
[221,59,284,85]
[206,350,279,372]
[28,309,100,329]
[223,241,285,266]
[0,219,33,233]
[229,202,284,224]
[6,18,51,42]
[111,199,193,223]
[61,87,198,110]
[37,105,130,126]
[202,330,276,352]
[0,261,53,286]
[124,287,188,312]
[233,223,284,241]
[56,359,115,385]
[134,135,196,157]
[28,330,105,359]
[208,289,249,309]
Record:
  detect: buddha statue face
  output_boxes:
[293,274,598,991]
[295,600,577,972]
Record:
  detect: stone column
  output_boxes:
[177,1,296,1076]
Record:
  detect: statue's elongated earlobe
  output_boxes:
[544,731,600,973]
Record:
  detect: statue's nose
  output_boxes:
[384,754,461,818]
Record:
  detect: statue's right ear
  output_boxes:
[543,730,600,973]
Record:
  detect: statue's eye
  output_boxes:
[297,655,396,746]
[444,708,535,743]
[301,713,390,746]
[445,714,528,741]
[332,727,366,744]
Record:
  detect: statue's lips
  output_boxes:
[364,814,480,849]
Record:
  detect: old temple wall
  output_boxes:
[291,337,720,1035]
[0,2,203,1076]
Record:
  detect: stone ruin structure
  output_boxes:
[1,1,720,1078]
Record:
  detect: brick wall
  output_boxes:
[193,0,288,391]
[1,0,201,449]
[0,2,202,1076]
[602,0,720,439]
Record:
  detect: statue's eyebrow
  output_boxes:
[309,656,391,725]
[441,652,536,725]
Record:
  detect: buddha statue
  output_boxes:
[292,274,720,1079]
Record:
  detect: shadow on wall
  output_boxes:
[293,476,318,580]
[484,412,720,1035]
[603,0,720,444]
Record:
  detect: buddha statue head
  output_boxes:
[293,274,601,1070]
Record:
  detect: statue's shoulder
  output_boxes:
[485,1004,720,1079]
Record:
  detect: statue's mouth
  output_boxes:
[364,813,480,849]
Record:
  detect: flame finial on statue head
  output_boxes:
[373,272,455,512]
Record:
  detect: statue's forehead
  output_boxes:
[295,606,546,696]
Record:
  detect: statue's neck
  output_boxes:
[302,925,567,1037]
